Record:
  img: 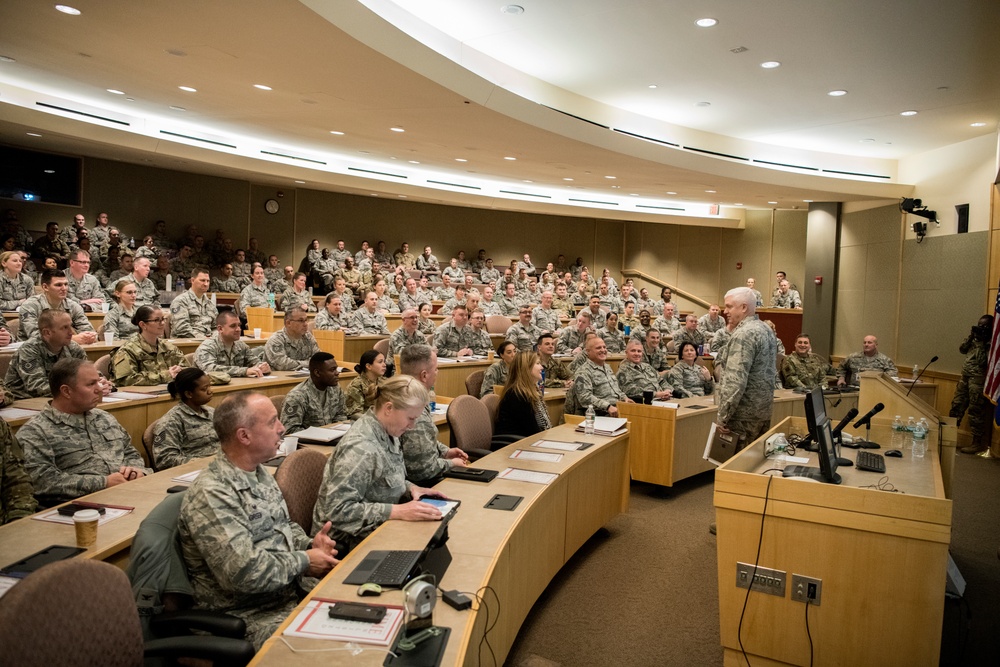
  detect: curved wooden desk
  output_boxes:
[251,423,630,666]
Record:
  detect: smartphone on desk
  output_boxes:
[327,601,386,624]
[57,503,106,517]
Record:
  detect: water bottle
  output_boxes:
[129,236,135,249]
[906,416,915,432]
[890,415,904,450]
[584,404,596,435]
[267,292,276,309]
[210,292,217,306]
[176,277,185,292]
[911,419,928,458]
[912,364,919,380]
[539,368,546,397]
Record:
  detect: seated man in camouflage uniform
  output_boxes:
[4,311,88,399]
[170,268,218,338]
[505,305,542,352]
[390,309,426,356]
[18,269,96,344]
[0,418,36,524]
[641,330,671,375]
[350,291,389,335]
[314,293,355,333]
[495,282,523,316]
[537,333,572,388]
[531,290,561,333]
[557,311,593,356]
[571,335,631,417]
[211,263,241,293]
[697,304,725,336]
[780,333,831,390]
[770,280,802,309]
[179,392,339,650]
[438,285,467,316]
[263,309,320,371]
[617,339,672,402]
[20,358,150,506]
[279,352,349,434]
[195,311,270,378]
[125,257,161,308]
[836,335,897,386]
[671,315,706,353]
[433,304,476,358]
[64,249,106,311]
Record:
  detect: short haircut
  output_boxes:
[537,332,554,346]
[309,351,335,374]
[400,343,435,376]
[38,309,69,333]
[192,267,210,280]
[293,272,307,281]
[796,333,811,341]
[451,304,467,315]
[214,392,263,443]
[677,341,698,358]
[71,249,90,261]
[216,310,239,326]
[40,269,64,286]
[49,357,88,396]
[373,374,429,412]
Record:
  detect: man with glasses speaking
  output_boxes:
[64,249,106,311]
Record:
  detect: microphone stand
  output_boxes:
[860,421,880,449]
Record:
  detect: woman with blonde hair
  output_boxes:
[102,279,140,339]
[312,374,450,554]
[0,250,35,310]
[495,351,551,438]
[345,349,386,419]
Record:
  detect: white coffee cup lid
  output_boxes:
[73,509,101,522]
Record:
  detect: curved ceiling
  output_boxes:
[0,0,994,222]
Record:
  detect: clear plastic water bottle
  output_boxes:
[912,364,919,381]
[267,292,276,309]
[911,419,928,458]
[891,415,904,450]
[176,277,185,292]
[584,404,596,435]
[906,416,915,432]
[539,368,546,397]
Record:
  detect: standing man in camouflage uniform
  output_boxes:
[780,334,831,389]
[4,311,88,399]
[617,339,672,402]
[179,392,340,650]
[17,269,96,343]
[351,291,389,335]
[836,335,898,386]
[951,315,994,454]
[399,345,469,486]
[571,335,631,416]
[1,417,36,523]
[126,257,160,308]
[64,249,106,311]
[170,268,218,339]
[263,309,320,371]
[433,304,476,358]
[89,212,112,256]
[20,359,150,506]
[390,309,426,356]
[194,311,269,378]
[506,305,542,352]
[280,352,349,434]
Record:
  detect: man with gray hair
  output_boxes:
[125,256,160,308]
[390,308,426,356]
[532,290,561,332]
[64,249,106,311]
[399,344,469,486]
[557,310,593,355]
[179,392,339,650]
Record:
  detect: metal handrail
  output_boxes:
[620,269,711,310]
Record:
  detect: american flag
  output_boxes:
[985,286,1000,407]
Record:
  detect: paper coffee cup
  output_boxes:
[281,436,298,455]
[253,328,262,339]
[104,332,114,344]
[101,302,109,313]
[73,509,100,548]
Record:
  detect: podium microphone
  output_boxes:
[830,408,858,466]
[853,402,885,449]
[906,356,938,397]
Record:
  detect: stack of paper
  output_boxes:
[295,424,350,443]
[574,416,627,436]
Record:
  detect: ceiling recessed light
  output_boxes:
[563,178,574,181]
[970,122,987,127]
[0,55,16,63]
[504,156,517,161]
[695,18,718,27]
[398,195,408,198]
[501,4,524,14]
[408,160,420,164]
[390,127,405,133]
[734,203,743,206]
[611,185,621,189]
[900,110,918,116]
[860,138,876,143]
[178,86,197,92]
[26,132,41,137]
[43,169,56,174]
[695,101,711,107]
[55,5,81,15]
[125,97,135,101]
[523,179,533,183]
[329,130,344,135]
[169,105,186,111]
[648,84,657,89]
[803,199,813,203]
[828,90,848,97]
[760,61,781,69]
[106,88,125,95]
[629,193,639,196]
[455,158,467,162]
[768,201,778,205]
[253,84,272,91]
[294,180,305,184]
[605,176,616,179]
[666,191,677,195]
[705,189,716,193]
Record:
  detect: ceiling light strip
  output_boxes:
[260,150,326,165]
[426,180,481,190]
[611,128,680,147]
[542,106,611,130]
[159,130,236,149]
[347,167,407,179]
[636,205,686,211]
[752,159,819,171]
[498,190,551,198]
[682,146,749,161]
[34,101,130,126]
[822,168,891,180]
[569,198,618,206]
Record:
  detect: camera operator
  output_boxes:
[951,314,994,455]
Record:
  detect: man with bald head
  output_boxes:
[390,308,425,356]
[571,335,631,417]
[837,335,898,386]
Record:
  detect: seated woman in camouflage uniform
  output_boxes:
[280,272,316,313]
[416,302,436,335]
[110,305,191,386]
[345,349,386,420]
[666,341,715,398]
[480,341,517,398]
[597,311,626,353]
[152,368,218,470]
[101,279,140,339]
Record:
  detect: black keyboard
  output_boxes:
[368,550,420,584]
[856,451,886,473]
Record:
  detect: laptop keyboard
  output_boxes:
[368,550,420,584]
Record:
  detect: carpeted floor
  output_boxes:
[505,452,999,667]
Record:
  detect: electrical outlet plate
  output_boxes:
[791,574,822,606]
[735,562,786,597]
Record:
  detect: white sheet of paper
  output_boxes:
[498,467,559,485]
[171,470,201,483]
[510,449,563,463]
[651,401,680,408]
[283,599,404,645]
[0,407,40,420]
[531,439,583,452]
[32,507,132,526]
[0,576,20,600]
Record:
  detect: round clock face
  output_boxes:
[265,198,280,214]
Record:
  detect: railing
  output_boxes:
[620,269,711,310]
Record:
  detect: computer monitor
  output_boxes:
[800,387,827,451]
[783,417,842,485]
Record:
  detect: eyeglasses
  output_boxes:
[145,317,165,324]
[71,259,91,265]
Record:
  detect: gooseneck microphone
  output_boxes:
[905,356,938,397]
[853,403,885,430]
[831,408,859,466]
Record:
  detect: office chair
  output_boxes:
[464,369,485,397]
[447,395,521,459]
[275,448,328,535]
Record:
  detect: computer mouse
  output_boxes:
[885,449,903,458]
[358,582,382,597]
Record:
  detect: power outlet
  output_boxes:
[791,574,822,606]
[735,562,786,597]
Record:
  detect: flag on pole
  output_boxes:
[984,285,1000,422]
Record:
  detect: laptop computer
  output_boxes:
[342,520,453,588]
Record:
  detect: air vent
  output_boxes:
[499,190,551,199]
[159,130,236,149]
[753,159,819,171]
[612,128,679,147]
[35,101,129,126]
[636,204,685,211]
[261,150,326,165]
[347,167,406,179]
[683,146,749,161]
[569,198,618,206]
[427,180,480,190]
[822,168,891,180]
[730,46,749,53]
[543,106,611,130]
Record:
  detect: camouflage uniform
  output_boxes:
[480,299,504,316]
[468,328,492,356]
[417,318,436,335]
[532,307,561,333]
[344,375,380,420]
[557,327,589,355]
[263,330,320,371]
[32,236,71,264]
[101,304,139,339]
[124,275,160,308]
[619,314,640,332]
[434,285,455,302]
[152,403,218,470]
[433,322,477,357]
[179,454,314,650]
[194,333,264,377]
[280,379,348,434]
[552,297,575,319]
[666,362,714,397]
[169,289,218,338]
[505,321,542,352]
[749,289,764,308]
[238,283,270,315]
[572,358,626,415]
[17,294,94,341]
[652,314,680,340]
[636,298,659,316]
[351,307,389,335]
[314,308,354,333]
[583,308,607,330]
[598,326,626,353]
[697,314,725,335]
[394,250,415,269]
[340,268,362,294]
[0,272,35,310]
[770,290,802,309]
[479,267,501,284]
[642,345,670,373]
[673,327,706,350]
[375,294,398,313]
[836,351,898,384]
[781,352,831,389]
[716,316,777,441]
[373,250,395,268]
[3,338,87,399]
[442,266,464,282]
[480,361,508,398]
[709,327,731,353]
[89,225,111,253]
[437,297,465,316]
[401,403,451,486]
[211,276,241,293]
[111,334,190,386]
[171,258,196,283]
[312,411,408,554]
[415,253,440,274]
[397,291,422,312]
[540,356,572,387]
[20,405,150,505]
[230,261,253,287]
[1,420,37,523]
[617,358,671,398]
[263,266,284,291]
[279,288,315,313]
[331,248,352,268]
[270,278,291,298]
[150,270,172,292]
[949,335,991,440]
[495,293,523,316]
